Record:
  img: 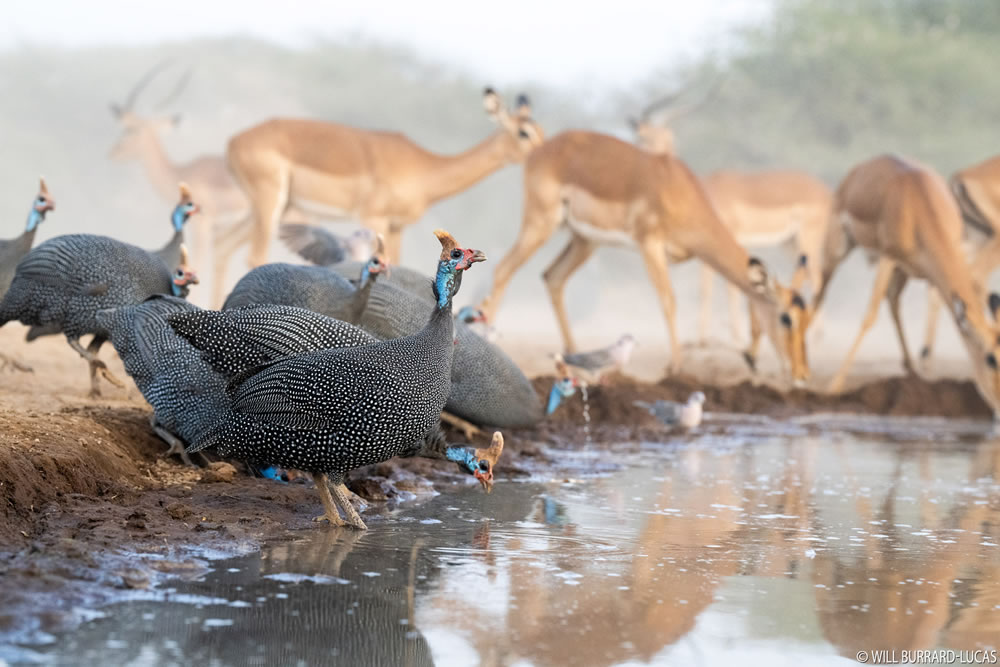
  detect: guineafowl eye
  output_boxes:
[450,249,462,260]
[174,269,184,278]
[478,460,490,471]
[36,197,46,204]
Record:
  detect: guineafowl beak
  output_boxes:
[456,248,487,270]
[174,270,199,286]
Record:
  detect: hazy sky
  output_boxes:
[2,0,771,86]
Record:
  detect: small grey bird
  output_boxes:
[634,391,706,430]
[556,334,635,384]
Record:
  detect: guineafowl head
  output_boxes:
[445,431,504,494]
[456,306,487,324]
[26,177,55,231]
[171,182,200,232]
[360,233,389,285]
[432,229,487,309]
[170,244,200,298]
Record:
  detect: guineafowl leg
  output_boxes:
[68,336,124,397]
[331,482,368,531]
[440,411,482,440]
[312,473,347,527]
[0,353,33,373]
[148,415,195,467]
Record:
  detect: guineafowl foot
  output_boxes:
[149,417,197,467]
[440,411,482,440]
[331,482,368,531]
[0,354,33,373]
[312,473,349,527]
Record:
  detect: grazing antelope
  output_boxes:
[630,88,833,345]
[920,154,1000,363]
[109,62,253,306]
[815,155,1000,416]
[226,89,544,268]
[479,130,810,384]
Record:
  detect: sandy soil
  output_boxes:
[0,321,991,648]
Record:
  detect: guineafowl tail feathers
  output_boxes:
[189,416,229,453]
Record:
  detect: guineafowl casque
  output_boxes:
[94,295,222,465]
[172,229,493,530]
[0,178,55,372]
[222,235,389,324]
[0,187,200,396]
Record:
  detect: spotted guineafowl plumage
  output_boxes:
[0,179,55,372]
[0,202,199,396]
[173,230,491,529]
[280,224,541,428]
[222,247,386,327]
[94,295,225,465]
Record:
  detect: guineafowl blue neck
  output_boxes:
[25,208,45,232]
[445,446,477,472]
[171,206,188,232]
[171,282,187,298]
[433,261,462,309]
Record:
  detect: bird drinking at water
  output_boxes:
[634,391,706,430]
[555,334,635,385]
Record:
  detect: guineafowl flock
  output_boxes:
[1,181,524,530]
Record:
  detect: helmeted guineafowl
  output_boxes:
[278,223,376,265]
[0,178,55,372]
[174,229,490,529]
[94,295,223,465]
[0,193,200,396]
[168,301,504,488]
[153,182,199,270]
[278,222,541,429]
[222,235,388,324]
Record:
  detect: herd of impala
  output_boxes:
[108,64,1000,417]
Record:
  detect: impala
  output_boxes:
[630,89,833,345]
[919,154,1000,364]
[478,130,810,384]
[813,154,1000,416]
[109,62,252,306]
[226,89,544,268]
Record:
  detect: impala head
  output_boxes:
[171,244,199,298]
[629,75,725,156]
[746,257,810,386]
[433,229,487,308]
[951,293,1000,418]
[109,61,191,161]
[445,431,504,493]
[360,233,389,284]
[26,177,55,232]
[172,182,200,231]
[483,87,545,162]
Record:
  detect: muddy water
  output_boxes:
[33,417,1000,666]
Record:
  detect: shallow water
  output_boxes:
[31,417,1000,666]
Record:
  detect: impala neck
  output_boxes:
[417,133,511,204]
[137,130,183,201]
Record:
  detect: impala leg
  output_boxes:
[726,282,744,346]
[0,353,33,373]
[828,257,896,393]
[885,266,916,375]
[211,216,253,308]
[480,196,560,321]
[637,238,682,374]
[969,236,1000,294]
[379,222,404,264]
[543,234,596,354]
[244,167,290,269]
[920,288,942,367]
[744,300,762,374]
[697,263,713,346]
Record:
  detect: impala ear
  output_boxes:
[748,257,769,294]
[515,93,532,119]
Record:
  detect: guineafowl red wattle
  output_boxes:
[0,189,200,396]
[221,235,388,323]
[174,229,489,530]
[0,179,55,372]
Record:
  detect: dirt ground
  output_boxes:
[0,322,992,648]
